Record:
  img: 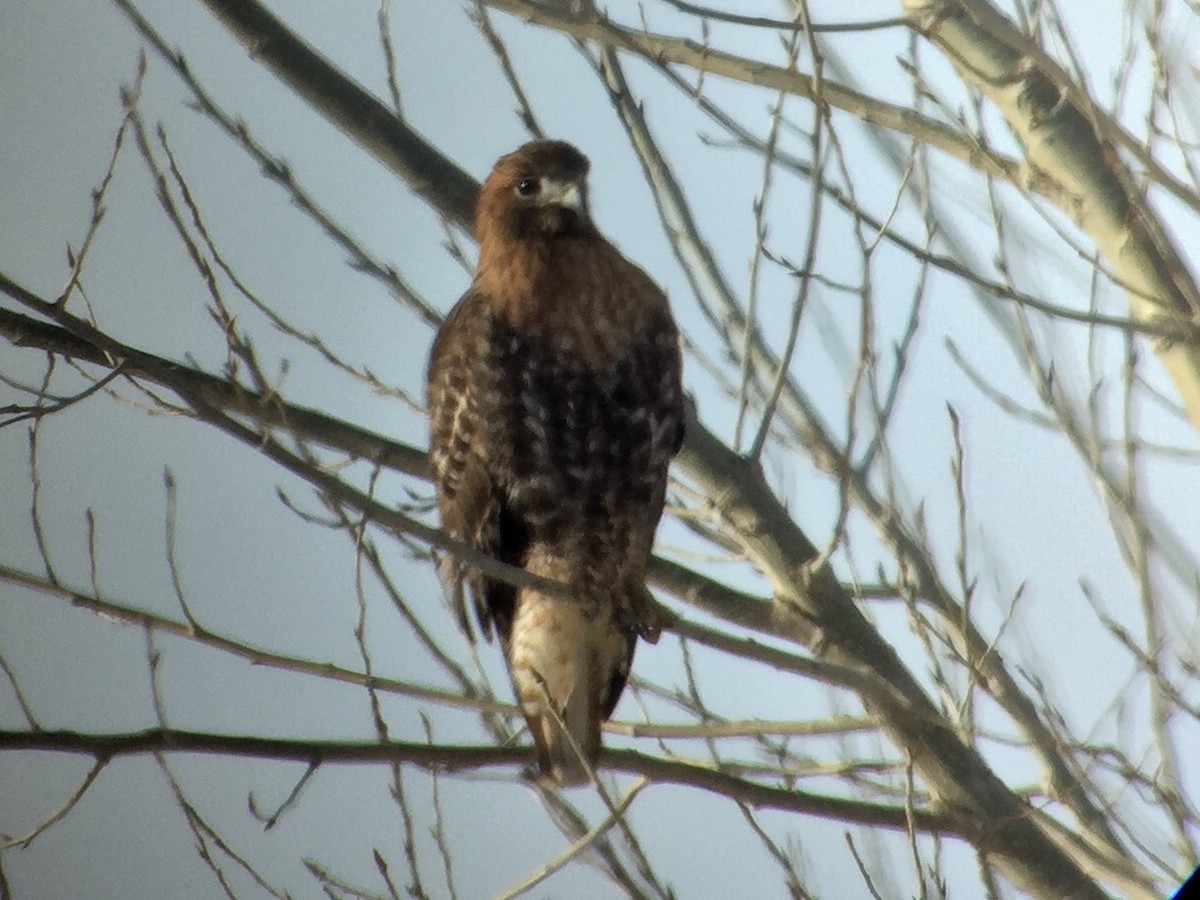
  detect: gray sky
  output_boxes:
[2,1,1198,897]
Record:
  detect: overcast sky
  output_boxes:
[2,1,1198,898]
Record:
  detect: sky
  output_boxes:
[2,1,1198,898]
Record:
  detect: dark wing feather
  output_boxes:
[601,632,638,720]
[427,289,525,643]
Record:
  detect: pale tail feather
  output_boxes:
[527,684,597,787]
[509,586,626,788]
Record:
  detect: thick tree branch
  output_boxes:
[902,0,1200,433]
[0,727,959,834]
[678,408,1116,900]
[115,0,477,232]
[0,725,1159,895]
[0,285,427,476]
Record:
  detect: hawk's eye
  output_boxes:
[516,178,539,198]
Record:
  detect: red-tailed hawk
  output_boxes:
[427,141,684,786]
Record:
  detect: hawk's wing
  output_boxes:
[426,289,523,644]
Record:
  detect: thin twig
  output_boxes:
[495,779,649,899]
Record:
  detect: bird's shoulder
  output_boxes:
[427,287,492,380]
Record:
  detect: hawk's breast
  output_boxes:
[486,315,676,527]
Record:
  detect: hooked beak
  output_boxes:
[540,177,590,220]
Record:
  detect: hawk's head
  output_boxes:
[476,141,594,244]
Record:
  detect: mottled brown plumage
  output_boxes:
[427,141,684,786]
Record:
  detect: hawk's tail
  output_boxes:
[508,588,633,788]
[527,678,598,788]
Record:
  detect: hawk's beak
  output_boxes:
[542,178,590,220]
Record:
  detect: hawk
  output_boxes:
[427,140,684,786]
